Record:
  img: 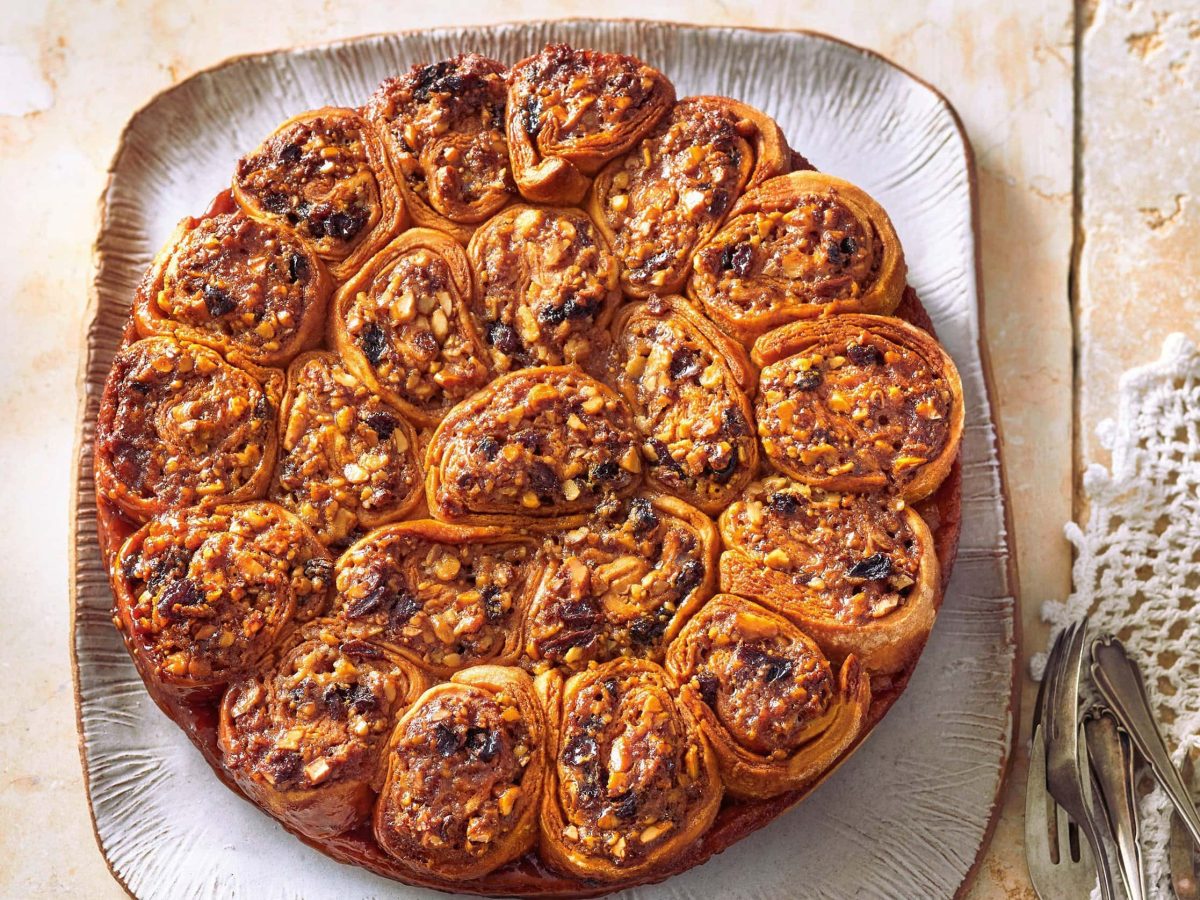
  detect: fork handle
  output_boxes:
[1086,708,1145,900]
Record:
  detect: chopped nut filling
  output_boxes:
[427,367,641,522]
[756,326,953,490]
[468,205,619,373]
[96,337,276,514]
[524,496,710,671]
[271,353,420,548]
[117,503,331,684]
[368,54,514,226]
[235,110,384,264]
[720,476,922,625]
[333,525,536,672]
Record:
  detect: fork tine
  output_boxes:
[1026,725,1056,874]
[1035,624,1069,733]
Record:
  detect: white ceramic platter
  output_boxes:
[72,19,1017,899]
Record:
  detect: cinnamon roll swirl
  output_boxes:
[374,666,547,880]
[589,96,791,297]
[424,366,642,527]
[111,501,331,699]
[271,351,422,548]
[233,107,406,281]
[218,620,429,838]
[754,314,963,502]
[718,475,940,674]
[608,296,758,514]
[689,171,907,345]
[665,594,871,798]
[467,204,620,374]
[366,54,515,244]
[95,336,281,523]
[331,521,542,675]
[522,494,718,672]
[507,44,675,205]
[536,658,721,881]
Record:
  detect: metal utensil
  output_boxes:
[1091,634,1200,848]
[1028,722,1102,898]
[1045,619,1119,900]
[1171,754,1198,900]
[1085,706,1145,900]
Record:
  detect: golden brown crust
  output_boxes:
[521,493,718,673]
[217,619,430,838]
[467,204,620,375]
[366,54,515,244]
[132,199,332,367]
[424,366,642,528]
[331,227,490,428]
[507,44,675,205]
[664,594,871,798]
[94,336,282,523]
[110,501,332,700]
[718,475,940,674]
[588,96,791,297]
[374,665,547,880]
[535,658,722,882]
[270,351,422,548]
[233,107,407,281]
[688,171,906,345]
[330,520,544,676]
[753,314,964,502]
[607,296,758,513]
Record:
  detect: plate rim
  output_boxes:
[68,17,1021,899]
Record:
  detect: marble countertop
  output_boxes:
[0,1,1194,896]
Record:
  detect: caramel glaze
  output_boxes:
[94,286,961,896]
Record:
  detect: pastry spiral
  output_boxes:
[688,171,907,345]
[467,204,620,374]
[608,296,758,514]
[330,520,542,675]
[218,619,429,838]
[536,658,721,881]
[95,336,281,523]
[233,107,406,281]
[374,665,547,880]
[507,44,675,205]
[132,194,332,366]
[425,366,642,527]
[754,314,963,502]
[589,96,791,297]
[111,501,332,699]
[271,351,422,548]
[665,594,871,798]
[332,227,490,427]
[718,475,940,674]
[366,54,515,244]
[522,493,718,672]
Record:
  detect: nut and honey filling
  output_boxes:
[468,205,619,373]
[116,503,331,683]
[596,99,755,294]
[97,337,275,513]
[524,497,709,671]
[333,527,536,672]
[611,300,756,508]
[149,210,326,361]
[756,327,953,489]
[721,477,922,625]
[428,368,641,521]
[368,54,514,225]
[235,110,383,263]
[554,662,712,868]
[272,353,420,548]
[376,686,535,864]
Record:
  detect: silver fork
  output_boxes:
[1026,624,1102,898]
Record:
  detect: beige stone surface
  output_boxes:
[0,1,1081,897]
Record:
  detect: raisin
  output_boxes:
[612,791,639,821]
[157,578,200,621]
[481,585,505,623]
[523,95,543,138]
[433,722,462,757]
[847,553,894,580]
[629,615,666,646]
[767,492,799,517]
[668,347,702,381]
[708,188,730,218]
[361,323,388,365]
[562,733,597,767]
[674,558,705,596]
[710,454,739,483]
[528,461,559,499]
[634,249,674,278]
[279,143,302,164]
[840,235,858,255]
[648,439,685,476]
[287,253,309,283]
[387,592,421,628]
[722,407,749,437]
[465,727,501,762]
[347,683,378,713]
[794,370,823,391]
[363,411,398,441]
[202,284,236,318]
[262,192,291,215]
[323,210,366,242]
[486,320,520,356]
[720,242,753,277]
[629,497,659,534]
[696,672,719,706]
[847,342,883,367]
[475,436,500,459]
[825,240,844,266]
[303,557,333,583]
[339,639,383,660]
[129,380,151,394]
[738,646,794,684]
[265,749,303,783]
[590,459,618,483]
[538,295,591,326]
[412,60,458,102]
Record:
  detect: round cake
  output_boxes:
[94,43,964,896]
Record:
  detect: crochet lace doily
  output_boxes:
[1039,333,1200,897]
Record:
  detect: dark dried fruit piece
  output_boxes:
[481,585,505,623]
[303,557,333,583]
[562,733,598,767]
[361,323,388,365]
[433,722,462,756]
[720,242,753,277]
[794,370,823,391]
[847,553,894,580]
[696,672,719,706]
[465,726,501,762]
[629,497,659,534]
[846,342,883,367]
[363,411,398,440]
[668,347,702,381]
[156,578,200,621]
[486,320,520,356]
[767,492,799,516]
[203,284,237,318]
